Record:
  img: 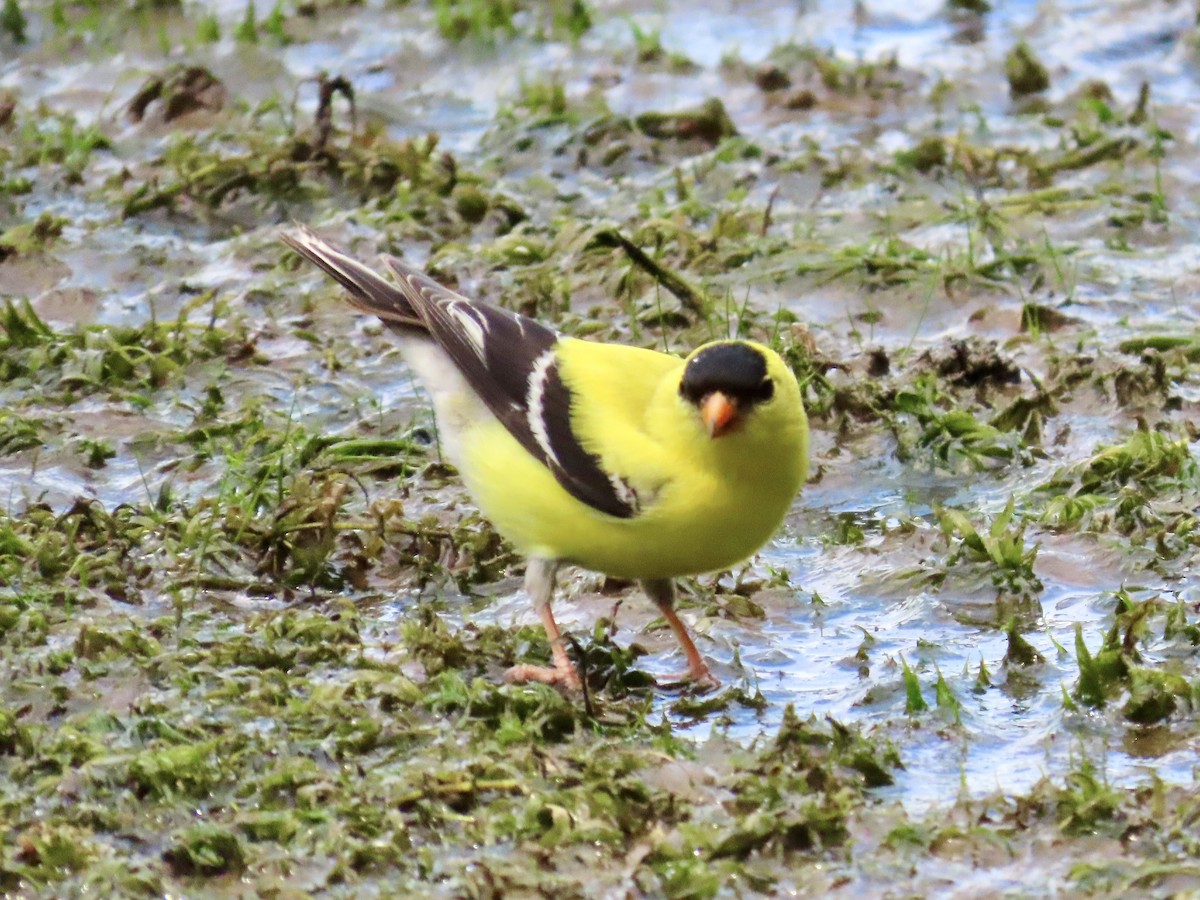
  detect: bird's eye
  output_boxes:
[756,378,775,402]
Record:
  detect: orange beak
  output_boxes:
[701,391,739,438]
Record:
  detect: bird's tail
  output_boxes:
[281,227,425,331]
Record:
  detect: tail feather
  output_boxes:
[281,227,423,330]
[383,257,476,314]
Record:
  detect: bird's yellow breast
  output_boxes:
[459,418,799,578]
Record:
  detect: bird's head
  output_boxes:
[679,341,802,441]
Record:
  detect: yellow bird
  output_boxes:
[283,228,808,690]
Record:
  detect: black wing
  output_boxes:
[384,258,639,519]
[283,228,637,518]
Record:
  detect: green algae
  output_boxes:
[1004,42,1051,98]
[1,0,1200,896]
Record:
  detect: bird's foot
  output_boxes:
[504,661,582,692]
[655,667,720,693]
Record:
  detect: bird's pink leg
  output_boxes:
[504,559,581,691]
[642,579,719,691]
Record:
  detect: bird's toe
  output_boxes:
[504,662,582,692]
[656,668,721,693]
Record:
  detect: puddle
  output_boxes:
[2,0,1200,893]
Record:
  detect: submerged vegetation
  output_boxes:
[2,0,1199,895]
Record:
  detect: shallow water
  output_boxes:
[3,0,1200,892]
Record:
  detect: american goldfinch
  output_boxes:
[282,228,808,690]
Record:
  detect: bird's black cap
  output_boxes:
[679,342,774,406]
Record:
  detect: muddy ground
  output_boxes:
[2,0,1200,896]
